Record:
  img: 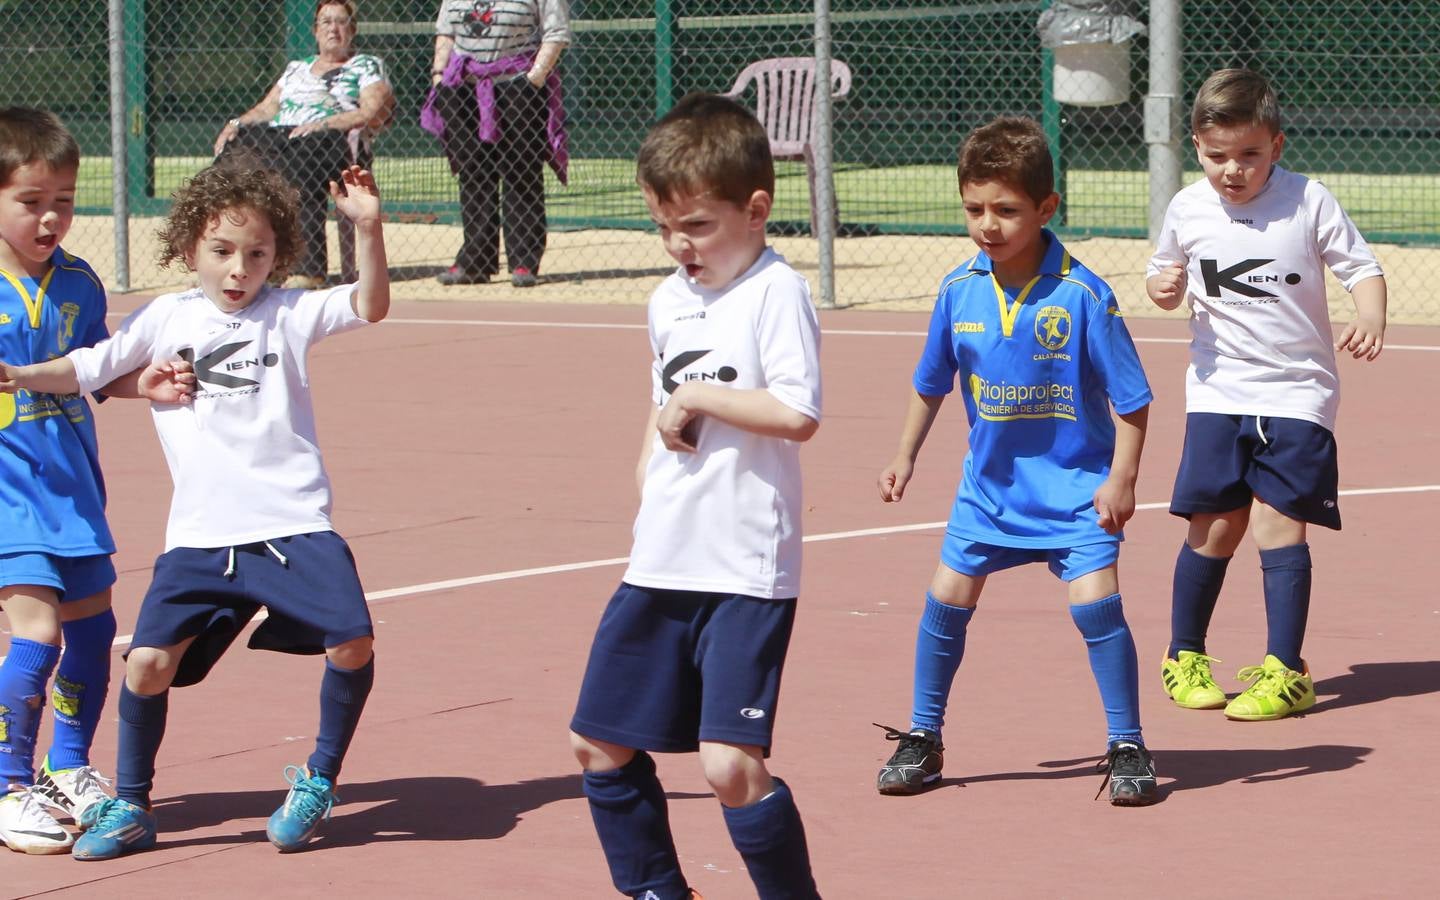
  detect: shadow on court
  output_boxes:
[1311,660,1440,713]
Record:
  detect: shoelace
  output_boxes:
[873,723,939,765]
[68,766,116,802]
[1176,653,1222,686]
[280,765,337,825]
[84,796,138,832]
[1093,744,1150,799]
[1235,664,1288,696]
[6,789,62,830]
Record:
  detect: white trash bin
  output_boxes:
[1053,40,1131,106]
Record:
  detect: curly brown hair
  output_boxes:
[957,116,1055,206]
[156,156,303,281]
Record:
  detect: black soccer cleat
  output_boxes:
[1096,740,1159,806]
[874,723,944,795]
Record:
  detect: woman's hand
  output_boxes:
[289,119,337,139]
[213,119,240,156]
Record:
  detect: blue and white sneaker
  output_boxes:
[71,797,157,860]
[266,765,336,852]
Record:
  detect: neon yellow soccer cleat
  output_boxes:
[1160,650,1227,709]
[1224,654,1316,721]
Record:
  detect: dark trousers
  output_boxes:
[438,78,548,276]
[221,125,352,279]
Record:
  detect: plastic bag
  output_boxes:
[1037,0,1147,48]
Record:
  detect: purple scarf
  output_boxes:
[419,51,569,185]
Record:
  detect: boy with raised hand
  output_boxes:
[1148,69,1386,720]
[1,159,389,858]
[0,106,189,854]
[873,116,1158,806]
[568,93,822,900]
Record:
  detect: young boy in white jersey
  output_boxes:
[0,107,190,854]
[568,93,822,900]
[873,116,1159,806]
[0,160,390,857]
[1147,68,1386,721]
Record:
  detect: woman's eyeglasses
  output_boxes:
[316,16,352,27]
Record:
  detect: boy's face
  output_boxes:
[1193,122,1284,205]
[184,205,277,314]
[960,179,1058,282]
[642,186,771,292]
[0,161,77,279]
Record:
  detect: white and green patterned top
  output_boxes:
[272,54,388,128]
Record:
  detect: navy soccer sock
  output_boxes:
[307,657,375,783]
[1070,594,1143,746]
[582,751,688,899]
[1260,543,1312,672]
[721,777,820,900]
[47,609,117,770]
[0,638,60,786]
[909,593,973,736]
[1168,543,1231,659]
[115,684,168,807]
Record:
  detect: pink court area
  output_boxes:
[5,297,1438,898]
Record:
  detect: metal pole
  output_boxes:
[813,0,836,309]
[1145,0,1182,240]
[108,0,129,291]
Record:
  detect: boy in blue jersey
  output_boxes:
[0,107,190,854]
[873,116,1158,805]
[569,94,822,900]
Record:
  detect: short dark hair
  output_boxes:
[1191,68,1280,135]
[636,92,774,207]
[957,116,1054,205]
[0,106,81,189]
[156,156,303,280]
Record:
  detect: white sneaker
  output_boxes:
[34,763,115,827]
[0,788,74,854]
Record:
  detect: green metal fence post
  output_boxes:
[1039,0,1066,226]
[123,0,151,210]
[654,0,678,119]
[285,0,312,61]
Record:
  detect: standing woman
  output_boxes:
[423,1,571,287]
[214,1,394,289]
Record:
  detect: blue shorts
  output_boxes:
[940,535,1119,582]
[130,531,372,687]
[0,552,115,602]
[1170,413,1340,529]
[571,583,798,755]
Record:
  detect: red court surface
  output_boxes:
[5,297,1439,898]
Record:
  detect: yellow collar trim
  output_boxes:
[0,265,56,329]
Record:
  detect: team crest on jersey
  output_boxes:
[52,675,84,719]
[1034,305,1071,352]
[57,302,80,353]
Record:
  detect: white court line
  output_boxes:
[92,482,1440,653]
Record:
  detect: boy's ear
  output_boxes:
[1038,192,1060,224]
[182,247,197,272]
[1270,130,1286,162]
[746,189,773,231]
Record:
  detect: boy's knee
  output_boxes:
[325,636,373,670]
[698,742,770,806]
[569,731,635,772]
[125,646,179,694]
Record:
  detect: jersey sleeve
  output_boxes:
[289,283,368,345]
[1308,180,1384,291]
[756,273,822,422]
[1085,288,1152,415]
[912,284,958,396]
[68,298,166,393]
[1145,197,1186,278]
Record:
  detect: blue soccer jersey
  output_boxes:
[0,248,115,557]
[914,231,1151,548]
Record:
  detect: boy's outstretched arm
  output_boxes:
[656,383,817,452]
[98,359,196,403]
[878,391,945,503]
[1335,275,1387,361]
[1146,262,1187,311]
[331,166,391,323]
[1094,404,1149,534]
[0,357,80,395]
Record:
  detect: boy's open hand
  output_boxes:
[878,456,915,502]
[1147,262,1187,309]
[138,358,196,404]
[330,166,381,225]
[1335,312,1385,361]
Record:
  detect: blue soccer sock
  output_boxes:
[1070,594,1143,747]
[722,777,819,900]
[1168,543,1231,659]
[115,684,168,808]
[582,751,688,899]
[1260,543,1312,672]
[46,609,117,771]
[0,638,60,786]
[909,593,973,737]
[307,657,375,783]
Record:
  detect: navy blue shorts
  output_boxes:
[1170,413,1341,529]
[571,583,798,755]
[130,531,373,687]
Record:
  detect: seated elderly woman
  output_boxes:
[213,0,395,288]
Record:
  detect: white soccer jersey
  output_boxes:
[1148,166,1382,431]
[69,284,369,551]
[624,248,822,599]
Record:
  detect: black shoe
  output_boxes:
[511,266,537,287]
[874,723,944,795]
[1096,740,1159,806]
[437,266,489,286]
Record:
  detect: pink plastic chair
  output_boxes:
[724,57,852,234]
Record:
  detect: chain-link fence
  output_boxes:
[3,1,1437,320]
